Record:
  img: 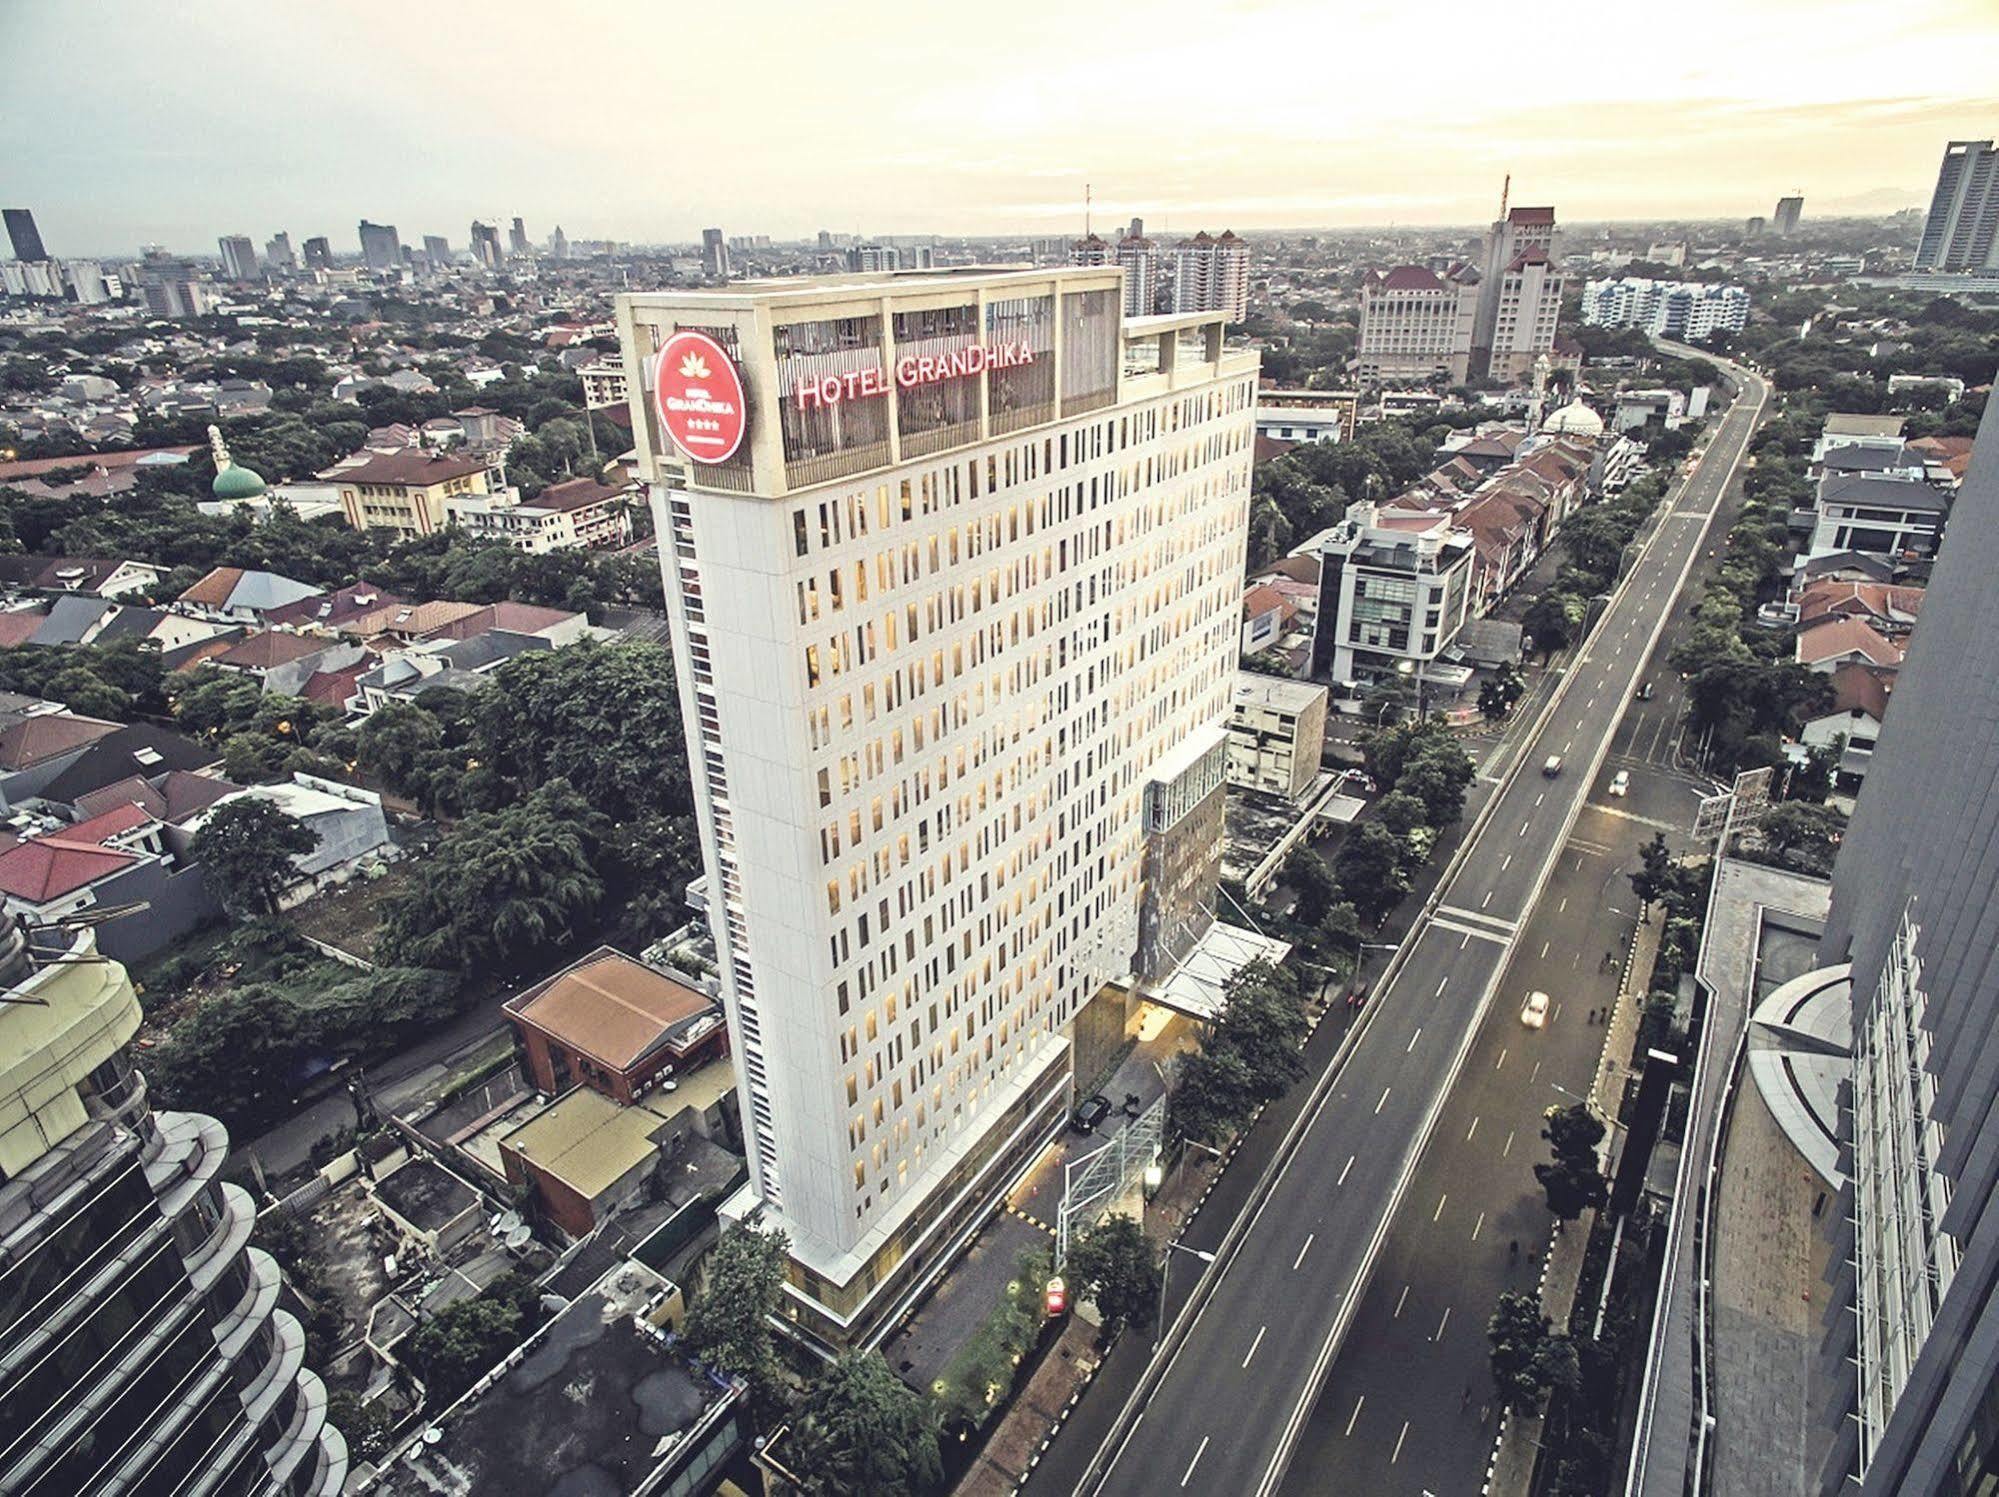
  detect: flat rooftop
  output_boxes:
[371,1155,480,1234]
[379,1262,740,1497]
[1233,671,1327,714]
[623,263,1119,311]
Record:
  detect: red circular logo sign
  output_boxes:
[653,330,747,464]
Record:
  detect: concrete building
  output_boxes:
[421,233,451,268]
[64,259,112,304]
[1255,389,1360,447]
[0,915,345,1493]
[327,449,491,538]
[139,263,212,319]
[469,221,502,269]
[3,208,47,262]
[701,227,729,279]
[579,360,628,409]
[1582,278,1749,341]
[1070,233,1159,318]
[618,266,1257,1347]
[1807,473,1949,561]
[509,216,529,256]
[1170,230,1249,320]
[301,235,331,270]
[357,219,401,272]
[1357,264,1478,386]
[445,475,633,552]
[1913,139,1999,272]
[1472,205,1562,383]
[1312,499,1474,686]
[217,234,258,281]
[1773,194,1805,235]
[1810,388,1999,1493]
[1227,671,1328,801]
[264,231,295,272]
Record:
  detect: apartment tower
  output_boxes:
[1913,140,1999,273]
[618,266,1256,1345]
[1818,379,1999,1492]
[0,914,345,1494]
[1471,205,1563,384]
[1169,231,1249,320]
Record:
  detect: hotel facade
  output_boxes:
[617,267,1257,1346]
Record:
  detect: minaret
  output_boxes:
[208,422,232,473]
[1528,353,1551,432]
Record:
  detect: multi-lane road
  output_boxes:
[1073,357,1769,1497]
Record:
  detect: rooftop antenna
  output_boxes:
[1499,173,1511,222]
[1085,182,1092,239]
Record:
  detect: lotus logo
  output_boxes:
[677,351,711,381]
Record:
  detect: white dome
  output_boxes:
[1544,400,1604,437]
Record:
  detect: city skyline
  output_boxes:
[7,0,1995,256]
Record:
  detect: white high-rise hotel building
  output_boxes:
[618,267,1257,1345]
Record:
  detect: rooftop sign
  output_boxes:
[653,330,747,464]
[793,341,1035,411]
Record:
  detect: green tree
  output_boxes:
[1523,592,1582,657]
[1284,847,1340,927]
[190,797,320,918]
[377,781,604,973]
[356,698,444,794]
[1065,1214,1162,1340]
[683,1221,790,1418]
[1487,1290,1576,1411]
[786,1351,943,1497]
[406,1272,545,1406]
[1629,832,1677,910]
[148,984,311,1132]
[1757,801,1846,873]
[1787,740,1839,804]
[326,1392,397,1463]
[1169,1046,1259,1143]
[1337,821,1412,922]
[1533,1104,1608,1221]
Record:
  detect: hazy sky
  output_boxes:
[8,0,1997,256]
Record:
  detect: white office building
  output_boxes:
[1357,265,1479,386]
[1913,139,1999,272]
[619,267,1258,1346]
[1313,499,1475,683]
[1582,277,1749,341]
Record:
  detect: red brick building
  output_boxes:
[504,947,727,1103]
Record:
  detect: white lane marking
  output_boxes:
[1432,1194,1447,1222]
[1535,792,1545,807]
[1466,1116,1480,1141]
[1376,1087,1391,1115]
[1501,853,1513,872]
[1181,1435,1210,1487]
[1504,1128,1516,1157]
[1338,1154,1354,1185]
[1407,1027,1422,1054]
[1461,930,1472,950]
[1519,819,1529,836]
[1482,889,1494,908]
[1495,1047,1508,1070]
[1532,1059,1542,1082]
[1436,976,1450,997]
[1394,1284,1410,1318]
[1392,1421,1410,1463]
[1293,1233,1315,1270]
[1540,940,1550,959]
[1243,1324,1267,1368]
[1560,896,1569,912]
[1435,1306,1452,1342]
[1472,1211,1485,1241]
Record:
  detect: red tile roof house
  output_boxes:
[0,712,123,806]
[0,801,220,962]
[1795,615,1906,674]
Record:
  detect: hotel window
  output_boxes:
[775,315,891,487]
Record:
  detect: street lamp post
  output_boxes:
[1155,1241,1217,1349]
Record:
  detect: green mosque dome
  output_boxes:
[207,424,267,500]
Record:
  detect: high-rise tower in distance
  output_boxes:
[0,911,346,1493]
[357,219,401,271]
[618,266,1259,1346]
[1913,140,1999,272]
[1773,193,1805,235]
[3,209,47,263]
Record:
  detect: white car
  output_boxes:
[1520,991,1551,1029]
[1609,770,1630,798]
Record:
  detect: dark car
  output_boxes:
[1072,1094,1113,1134]
[1636,681,1655,700]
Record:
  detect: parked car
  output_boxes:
[1520,991,1552,1029]
[1609,770,1630,797]
[1072,1094,1113,1133]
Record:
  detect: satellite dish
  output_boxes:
[505,1224,532,1249]
[422,1427,443,1445]
[495,1211,523,1236]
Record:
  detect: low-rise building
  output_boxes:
[505,946,729,1106]
[327,449,491,538]
[1255,389,1360,447]
[1227,672,1329,801]
[1808,474,1950,560]
[176,566,323,625]
[1312,500,1475,683]
[445,475,634,553]
[184,774,394,904]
